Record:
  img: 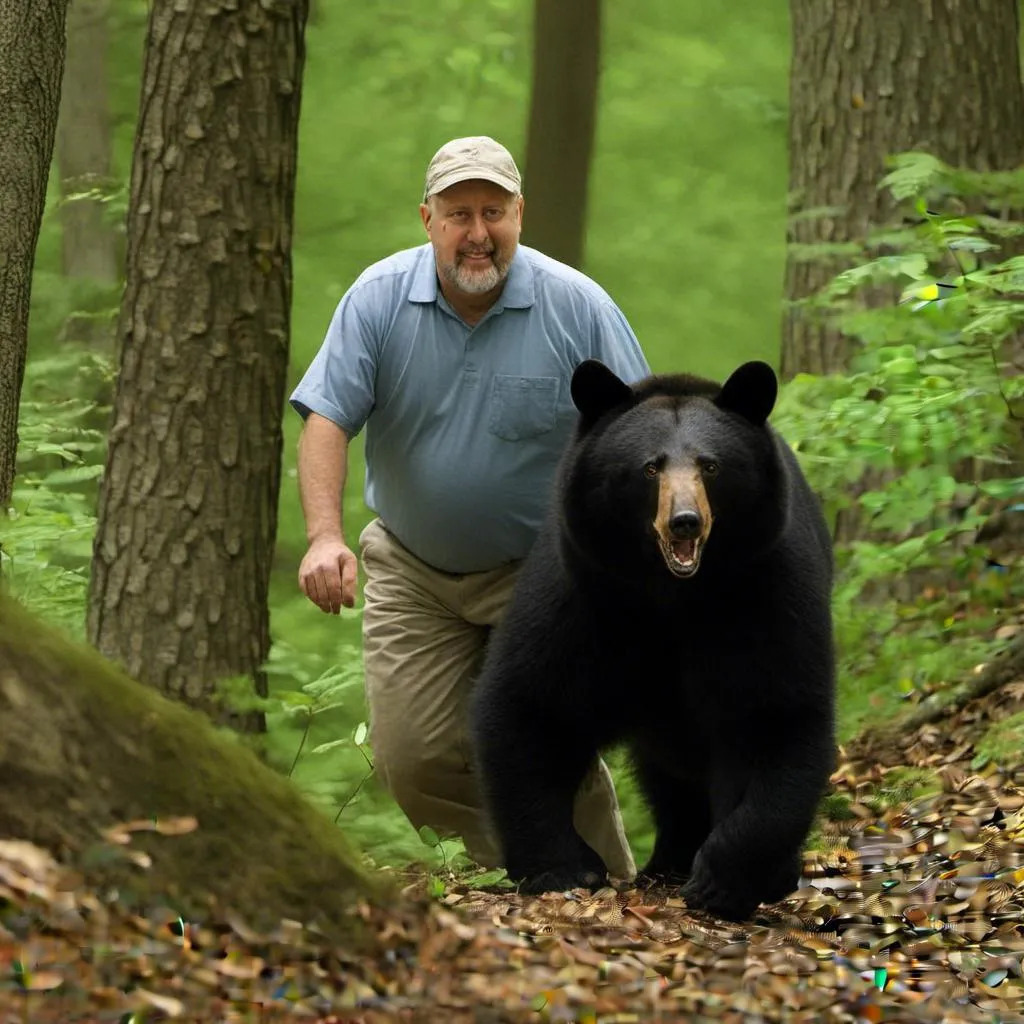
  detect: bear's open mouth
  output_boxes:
[661,537,702,578]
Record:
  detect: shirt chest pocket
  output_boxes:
[488,374,559,442]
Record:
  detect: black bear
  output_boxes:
[470,359,836,922]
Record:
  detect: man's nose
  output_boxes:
[466,215,488,242]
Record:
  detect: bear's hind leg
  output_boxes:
[632,753,712,886]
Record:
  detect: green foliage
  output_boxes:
[819,793,856,823]
[774,154,1024,739]
[2,346,113,640]
[972,710,1024,770]
[865,767,940,814]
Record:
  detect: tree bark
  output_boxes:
[56,0,121,347]
[521,0,601,269]
[88,0,308,726]
[782,0,1024,379]
[0,0,69,508]
[0,591,380,939]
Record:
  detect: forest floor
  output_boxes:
[5,626,1024,1022]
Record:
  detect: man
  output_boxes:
[289,135,650,878]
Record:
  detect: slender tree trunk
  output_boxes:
[0,0,69,509]
[88,0,308,727]
[782,0,1024,379]
[521,0,601,269]
[56,0,121,347]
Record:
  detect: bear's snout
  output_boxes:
[669,509,702,540]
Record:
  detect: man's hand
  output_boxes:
[298,535,359,614]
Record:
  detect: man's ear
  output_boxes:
[419,202,431,236]
[571,360,633,430]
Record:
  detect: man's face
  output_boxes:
[420,180,524,296]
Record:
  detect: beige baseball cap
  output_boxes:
[423,136,522,201]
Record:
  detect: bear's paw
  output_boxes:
[681,853,760,922]
[518,866,607,895]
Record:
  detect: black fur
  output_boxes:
[470,359,836,922]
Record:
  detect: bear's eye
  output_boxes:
[643,461,659,478]
[702,460,719,477]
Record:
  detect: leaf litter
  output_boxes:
[5,678,1024,1022]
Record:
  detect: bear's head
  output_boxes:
[561,359,786,587]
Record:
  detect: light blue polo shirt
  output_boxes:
[290,242,650,573]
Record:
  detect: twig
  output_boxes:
[334,767,373,824]
[287,708,311,778]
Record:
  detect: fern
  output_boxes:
[1,345,113,639]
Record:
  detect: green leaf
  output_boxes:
[276,690,315,708]
[418,825,441,847]
[465,868,511,887]
[882,357,919,376]
[310,739,348,756]
[979,479,1024,500]
[28,442,85,461]
[948,235,998,253]
[41,464,105,484]
[353,721,368,746]
[307,700,349,715]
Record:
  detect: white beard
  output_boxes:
[450,260,502,294]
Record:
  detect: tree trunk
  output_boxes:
[0,591,381,939]
[0,0,69,509]
[782,0,1024,379]
[521,0,601,269]
[88,0,307,726]
[56,0,121,347]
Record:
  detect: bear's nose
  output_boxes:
[669,510,702,539]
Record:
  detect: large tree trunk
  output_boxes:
[56,0,121,347]
[0,592,381,939]
[88,0,308,725]
[0,0,69,509]
[521,0,601,269]
[782,0,1024,378]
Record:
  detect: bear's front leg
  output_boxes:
[473,696,609,893]
[682,734,832,921]
[631,752,712,886]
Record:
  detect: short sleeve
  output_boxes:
[288,285,380,437]
[590,301,651,384]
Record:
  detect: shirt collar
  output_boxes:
[408,244,535,310]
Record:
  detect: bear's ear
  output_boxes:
[714,361,778,426]
[571,360,633,429]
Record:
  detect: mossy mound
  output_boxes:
[0,591,389,942]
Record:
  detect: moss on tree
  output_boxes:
[0,591,389,942]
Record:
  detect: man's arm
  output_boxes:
[289,281,381,614]
[298,413,349,543]
[296,413,359,613]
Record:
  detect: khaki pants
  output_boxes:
[358,517,636,879]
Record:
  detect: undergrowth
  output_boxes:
[774,153,1024,741]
